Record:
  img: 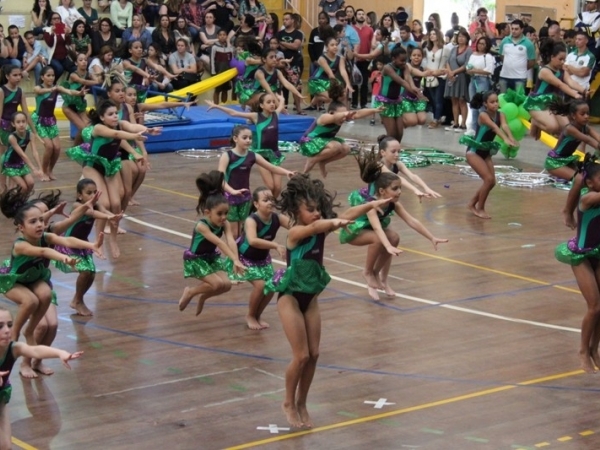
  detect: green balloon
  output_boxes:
[518,105,531,120]
[500,142,510,159]
[501,103,519,121]
[508,118,525,138]
[508,145,520,158]
[498,94,507,107]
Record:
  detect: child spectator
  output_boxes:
[369,57,384,125]
[211,29,234,104]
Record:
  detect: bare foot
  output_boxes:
[591,351,600,370]
[108,235,121,259]
[19,362,38,379]
[563,210,576,230]
[282,402,303,428]
[258,319,270,329]
[468,202,478,216]
[297,404,313,429]
[246,315,262,330]
[361,271,380,289]
[128,198,141,206]
[372,272,385,290]
[32,360,54,375]
[318,162,328,178]
[580,351,597,373]
[41,175,52,182]
[195,297,207,316]
[178,287,194,311]
[104,225,111,234]
[117,227,127,235]
[473,208,491,219]
[70,300,93,316]
[381,281,395,297]
[48,173,57,181]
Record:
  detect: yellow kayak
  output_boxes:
[26,68,238,120]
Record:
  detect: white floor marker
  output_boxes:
[256,424,290,434]
[364,398,396,409]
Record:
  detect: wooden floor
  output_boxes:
[2,130,599,450]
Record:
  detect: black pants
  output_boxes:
[351,60,370,108]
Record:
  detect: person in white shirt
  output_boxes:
[56,0,83,28]
[565,31,596,90]
[576,0,600,54]
[498,19,536,93]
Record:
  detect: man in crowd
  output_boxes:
[565,30,596,91]
[351,8,372,109]
[498,19,536,93]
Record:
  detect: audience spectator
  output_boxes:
[89,44,121,80]
[468,7,495,46]
[565,30,596,90]
[111,0,133,38]
[423,27,450,129]
[71,19,92,58]
[56,0,84,28]
[147,42,174,92]
[78,0,99,29]
[345,5,356,25]
[198,11,220,67]
[278,12,304,112]
[92,18,117,55]
[122,13,153,51]
[152,14,177,55]
[31,0,54,35]
[352,8,372,109]
[444,29,472,132]
[159,0,182,28]
[575,0,600,57]
[239,0,267,25]
[258,12,278,45]
[7,26,31,68]
[140,0,160,27]
[412,19,424,42]
[22,30,48,82]
[174,16,194,47]
[44,12,75,79]
[169,38,200,89]
[498,19,536,93]
[210,28,234,103]
[319,0,345,26]
[366,11,377,29]
[182,0,205,42]
[308,12,332,78]
[204,0,236,33]
[466,36,494,131]
[227,14,257,47]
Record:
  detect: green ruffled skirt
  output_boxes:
[0,128,10,146]
[299,137,344,157]
[62,93,87,113]
[339,215,391,244]
[372,98,404,118]
[1,158,30,177]
[348,187,371,207]
[227,200,251,222]
[459,135,500,156]
[253,148,285,166]
[544,154,579,171]
[32,112,59,139]
[0,263,51,294]
[555,239,600,266]
[225,255,274,282]
[54,254,96,274]
[403,98,427,113]
[183,250,226,279]
[523,93,555,112]
[66,145,122,178]
[0,386,12,404]
[308,79,331,96]
[264,259,330,296]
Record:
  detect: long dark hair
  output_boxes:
[32,0,54,25]
[356,147,400,193]
[0,187,40,225]
[195,170,227,213]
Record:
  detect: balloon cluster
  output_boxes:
[496,87,530,159]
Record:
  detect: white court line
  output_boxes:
[322,256,414,283]
[254,368,285,380]
[136,207,197,223]
[124,216,580,334]
[204,388,286,408]
[94,367,248,397]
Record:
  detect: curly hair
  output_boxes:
[275,174,338,222]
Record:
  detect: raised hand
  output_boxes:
[146,127,162,136]
[276,244,286,258]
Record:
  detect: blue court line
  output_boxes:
[58,313,599,393]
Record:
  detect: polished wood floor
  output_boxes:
[2,127,599,450]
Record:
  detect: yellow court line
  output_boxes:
[140,182,581,295]
[35,185,72,191]
[11,437,38,450]
[398,247,581,295]
[143,184,197,199]
[225,370,584,449]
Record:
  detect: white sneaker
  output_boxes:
[347,120,355,124]
[464,129,476,136]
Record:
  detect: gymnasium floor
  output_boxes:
[1,114,598,450]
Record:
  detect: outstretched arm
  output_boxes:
[394,202,448,250]
[12,342,83,369]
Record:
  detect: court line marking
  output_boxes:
[123,216,580,333]
[94,367,247,397]
[204,388,286,408]
[11,438,38,450]
[144,183,197,199]
[224,369,584,449]
[398,247,581,295]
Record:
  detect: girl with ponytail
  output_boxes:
[178,170,245,316]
